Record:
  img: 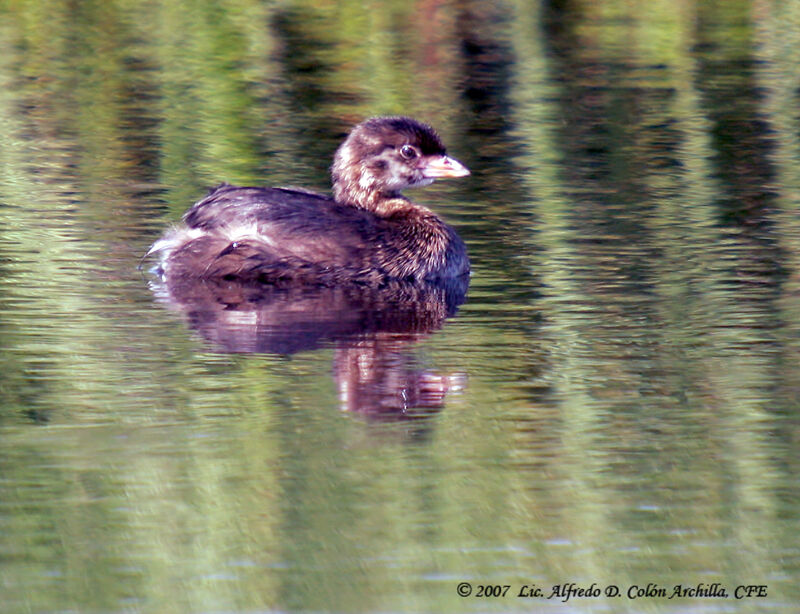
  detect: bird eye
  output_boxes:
[399,144,418,160]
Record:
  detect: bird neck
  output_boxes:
[331,159,411,215]
[332,179,400,213]
[331,138,406,213]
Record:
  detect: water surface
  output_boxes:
[0,1,798,612]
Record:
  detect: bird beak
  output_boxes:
[422,155,470,179]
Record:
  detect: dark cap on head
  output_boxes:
[351,116,447,156]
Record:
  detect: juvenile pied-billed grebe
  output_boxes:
[149,117,470,286]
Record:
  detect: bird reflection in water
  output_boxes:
[150,273,468,422]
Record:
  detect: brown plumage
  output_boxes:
[148,117,471,286]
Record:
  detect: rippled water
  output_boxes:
[1,1,799,613]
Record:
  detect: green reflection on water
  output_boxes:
[0,0,799,612]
